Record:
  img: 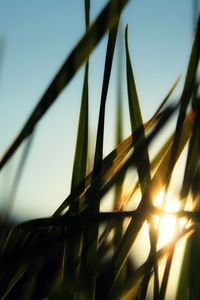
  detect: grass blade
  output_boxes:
[63,1,90,297]
[70,63,89,195]
[113,29,127,287]
[81,19,119,299]
[0,134,34,225]
[125,25,159,299]
[125,25,151,192]
[165,16,200,190]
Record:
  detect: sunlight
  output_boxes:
[154,189,185,249]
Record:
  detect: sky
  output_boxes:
[0,0,198,220]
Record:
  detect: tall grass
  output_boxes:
[0,1,199,299]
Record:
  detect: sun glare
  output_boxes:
[154,189,185,248]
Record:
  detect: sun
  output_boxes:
[153,189,185,249]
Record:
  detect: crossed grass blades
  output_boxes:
[0,0,199,299]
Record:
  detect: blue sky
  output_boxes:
[0,0,198,219]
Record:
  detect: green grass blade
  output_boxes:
[180,111,200,200]
[125,25,151,192]
[81,20,119,299]
[165,16,200,190]
[114,78,181,208]
[70,57,89,197]
[113,24,124,223]
[0,0,129,172]
[63,2,90,298]
[113,29,127,288]
[125,25,159,299]
[92,23,119,173]
[85,0,90,30]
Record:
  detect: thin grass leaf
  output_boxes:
[125,25,151,192]
[81,20,119,298]
[85,0,90,30]
[125,25,159,299]
[0,134,34,227]
[112,29,127,288]
[165,16,200,191]
[158,242,176,300]
[63,1,90,298]
[114,21,124,210]
[0,0,129,172]
[180,104,200,200]
[70,63,89,196]
[113,28,124,240]
[176,94,200,300]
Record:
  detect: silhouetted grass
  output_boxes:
[0,1,199,299]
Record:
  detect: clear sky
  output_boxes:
[0,0,198,220]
